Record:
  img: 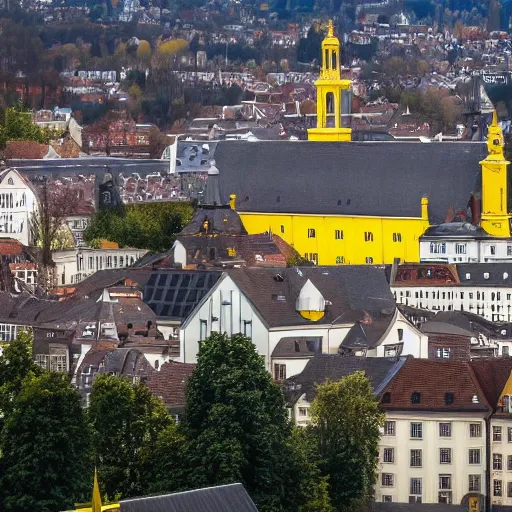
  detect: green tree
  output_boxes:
[1,372,91,512]
[88,374,173,500]
[308,372,384,512]
[184,332,304,512]
[0,330,41,430]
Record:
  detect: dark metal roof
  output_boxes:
[213,140,486,222]
[456,263,512,286]
[421,222,490,238]
[181,206,247,236]
[271,336,322,358]
[119,483,258,512]
[143,270,222,319]
[283,355,407,404]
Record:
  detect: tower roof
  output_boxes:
[322,19,340,47]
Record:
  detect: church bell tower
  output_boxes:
[480,111,512,237]
[308,20,352,142]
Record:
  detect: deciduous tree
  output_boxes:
[308,372,383,512]
[1,372,91,512]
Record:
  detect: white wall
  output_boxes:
[180,275,269,366]
[420,238,512,264]
[173,240,187,267]
[376,411,487,504]
[490,417,512,507]
[0,169,38,246]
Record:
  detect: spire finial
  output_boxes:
[327,19,334,37]
[492,109,499,127]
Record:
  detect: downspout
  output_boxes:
[485,411,491,512]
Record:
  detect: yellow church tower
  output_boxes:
[480,110,512,237]
[308,20,352,142]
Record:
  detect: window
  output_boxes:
[439,475,452,489]
[411,422,422,438]
[469,448,481,465]
[440,448,451,464]
[365,256,373,264]
[508,427,512,442]
[392,233,402,242]
[508,245,512,256]
[469,475,481,492]
[364,231,374,242]
[494,453,503,470]
[494,426,503,441]
[470,423,482,437]
[430,242,446,254]
[435,347,451,359]
[383,448,394,463]
[200,320,207,341]
[381,473,394,487]
[397,328,403,341]
[384,421,395,436]
[243,320,252,338]
[494,479,503,497]
[490,245,496,255]
[455,243,467,254]
[280,225,284,234]
[411,392,421,404]
[336,256,345,264]
[308,228,316,238]
[335,229,343,239]
[439,422,452,437]
[504,346,510,357]
[298,407,309,418]
[410,478,422,496]
[382,496,392,503]
[508,455,512,470]
[7,177,13,185]
[274,363,286,382]
[410,449,422,467]
[306,253,318,264]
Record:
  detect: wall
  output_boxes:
[180,275,269,366]
[0,169,38,246]
[392,285,512,323]
[376,411,487,504]
[239,212,429,265]
[420,238,512,264]
[490,416,512,507]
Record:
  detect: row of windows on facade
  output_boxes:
[0,192,26,210]
[383,420,483,438]
[0,215,24,234]
[396,289,512,302]
[382,391,460,406]
[76,254,138,273]
[430,242,512,256]
[380,474,482,502]
[306,229,402,242]
[381,446,484,466]
[305,253,375,265]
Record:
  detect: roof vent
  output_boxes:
[484,272,489,279]
[472,395,479,403]
[274,273,284,282]
[505,272,509,280]
[444,392,454,405]
[466,273,471,279]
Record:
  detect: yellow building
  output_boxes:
[212,23,507,266]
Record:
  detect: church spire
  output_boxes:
[308,20,353,142]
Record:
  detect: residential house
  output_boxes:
[0,168,38,246]
[179,266,427,377]
[390,262,512,323]
[283,355,407,426]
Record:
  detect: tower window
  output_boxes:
[308,228,316,238]
[336,256,344,264]
[332,50,337,70]
[335,229,343,239]
[364,231,374,242]
[326,92,335,114]
[392,233,402,242]
[324,49,329,69]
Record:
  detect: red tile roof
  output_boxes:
[145,361,196,410]
[469,359,512,411]
[4,141,50,160]
[0,238,24,256]
[381,359,488,412]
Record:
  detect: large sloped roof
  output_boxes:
[119,483,258,512]
[213,140,486,223]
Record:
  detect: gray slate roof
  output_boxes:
[283,355,407,404]
[368,505,467,512]
[227,266,396,330]
[213,140,486,223]
[457,263,512,286]
[119,483,258,512]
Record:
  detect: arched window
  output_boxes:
[332,50,337,70]
[7,178,13,185]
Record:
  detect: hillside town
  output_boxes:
[4,0,512,511]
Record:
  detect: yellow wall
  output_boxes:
[240,212,429,265]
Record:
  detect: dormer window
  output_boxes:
[382,392,391,404]
[411,392,421,404]
[444,392,454,405]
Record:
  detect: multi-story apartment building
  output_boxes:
[390,262,512,323]
[377,359,487,505]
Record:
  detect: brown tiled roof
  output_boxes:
[469,358,512,410]
[4,141,49,160]
[381,359,489,412]
[0,238,24,256]
[145,361,196,410]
